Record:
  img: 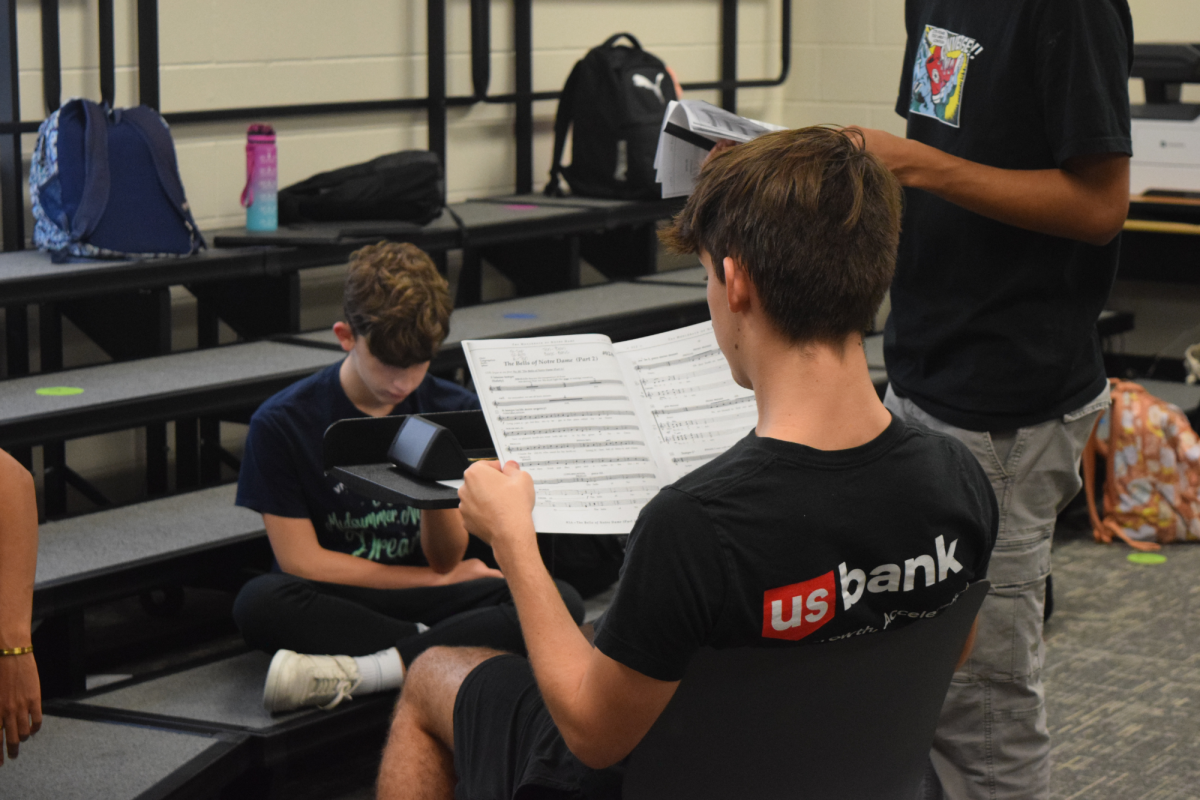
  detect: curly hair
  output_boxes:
[343,241,452,368]
[659,126,901,345]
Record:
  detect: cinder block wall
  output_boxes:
[12,0,791,230]
[14,0,1194,227]
[781,0,907,136]
[8,0,1200,510]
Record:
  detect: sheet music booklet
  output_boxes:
[654,99,786,198]
[459,321,757,534]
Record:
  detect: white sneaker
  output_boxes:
[263,649,363,713]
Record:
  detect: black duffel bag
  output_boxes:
[278,150,444,224]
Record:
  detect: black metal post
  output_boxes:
[0,0,26,428]
[514,0,533,193]
[470,0,490,100]
[427,0,447,171]
[4,305,27,377]
[99,0,115,105]
[31,611,86,698]
[40,0,60,112]
[137,0,159,110]
[720,0,738,111]
[176,416,198,489]
[0,0,23,253]
[42,441,66,514]
[38,302,61,372]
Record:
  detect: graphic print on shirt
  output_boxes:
[909,25,983,128]
[761,535,965,641]
[324,487,423,562]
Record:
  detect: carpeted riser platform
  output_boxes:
[0,714,245,800]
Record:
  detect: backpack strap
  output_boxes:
[120,105,207,250]
[70,100,112,242]
[1082,416,1118,544]
[602,32,642,50]
[545,60,584,197]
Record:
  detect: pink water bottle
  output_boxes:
[241,124,277,231]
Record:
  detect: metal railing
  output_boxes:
[0,0,792,249]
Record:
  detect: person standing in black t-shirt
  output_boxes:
[853,2,1133,797]
[232,242,583,713]
[373,128,997,800]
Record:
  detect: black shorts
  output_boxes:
[452,654,625,800]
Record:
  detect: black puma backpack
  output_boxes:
[545,33,678,200]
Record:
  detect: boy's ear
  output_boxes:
[723,257,753,313]
[332,321,357,354]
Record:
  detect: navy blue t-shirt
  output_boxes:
[237,361,480,566]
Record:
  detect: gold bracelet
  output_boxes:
[0,646,33,656]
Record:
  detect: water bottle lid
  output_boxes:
[247,123,275,138]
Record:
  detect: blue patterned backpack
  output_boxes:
[30,99,205,261]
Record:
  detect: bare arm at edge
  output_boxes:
[0,450,42,765]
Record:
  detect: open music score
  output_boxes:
[462,322,757,534]
[615,323,757,483]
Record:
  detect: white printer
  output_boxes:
[1130,44,1200,195]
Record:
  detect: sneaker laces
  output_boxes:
[316,674,362,710]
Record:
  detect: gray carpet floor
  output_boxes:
[318,539,1200,800]
[51,537,1199,800]
[1045,538,1200,800]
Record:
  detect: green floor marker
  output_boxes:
[1127,552,1167,565]
[36,386,84,397]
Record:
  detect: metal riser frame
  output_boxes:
[0,0,791,245]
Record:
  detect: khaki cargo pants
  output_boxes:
[886,385,1110,800]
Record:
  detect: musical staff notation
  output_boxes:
[490,378,624,392]
[462,321,758,534]
[504,424,641,437]
[509,440,646,454]
[535,473,659,485]
[651,395,755,416]
[521,456,652,469]
[633,347,722,371]
[498,410,637,422]
[493,395,630,407]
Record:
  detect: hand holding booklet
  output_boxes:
[461,321,757,534]
[654,99,786,198]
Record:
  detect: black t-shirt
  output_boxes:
[594,417,997,682]
[884,0,1133,432]
[236,361,480,565]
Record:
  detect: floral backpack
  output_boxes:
[1083,379,1200,551]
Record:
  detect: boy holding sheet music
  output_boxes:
[375,128,997,800]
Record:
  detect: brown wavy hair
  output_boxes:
[343,241,451,367]
[659,126,901,345]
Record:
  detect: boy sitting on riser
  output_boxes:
[233,242,584,713]
[374,128,998,799]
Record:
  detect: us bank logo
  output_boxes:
[909,25,983,128]
[762,571,835,641]
[761,536,965,641]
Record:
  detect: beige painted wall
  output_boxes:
[11,0,1200,507]
[12,1,1199,228]
[12,0,788,229]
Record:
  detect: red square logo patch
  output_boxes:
[762,570,836,641]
